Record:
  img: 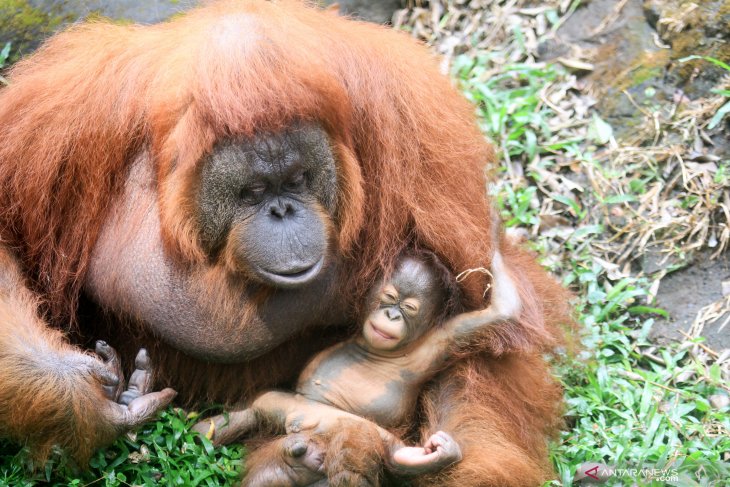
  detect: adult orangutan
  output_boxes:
[0,1,572,485]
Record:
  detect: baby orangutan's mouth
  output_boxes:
[369,321,396,340]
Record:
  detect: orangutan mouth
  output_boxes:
[370,322,396,340]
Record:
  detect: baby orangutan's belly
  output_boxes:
[297,371,416,428]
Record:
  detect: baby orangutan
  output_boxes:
[195,249,521,486]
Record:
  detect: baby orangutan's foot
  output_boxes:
[390,431,462,476]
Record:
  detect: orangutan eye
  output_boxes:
[283,172,306,192]
[402,300,419,316]
[240,183,267,203]
[382,292,397,304]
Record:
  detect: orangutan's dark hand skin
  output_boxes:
[0,1,572,484]
[95,342,177,434]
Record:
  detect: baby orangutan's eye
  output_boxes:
[381,286,398,304]
[402,300,420,316]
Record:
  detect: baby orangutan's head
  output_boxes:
[362,254,456,352]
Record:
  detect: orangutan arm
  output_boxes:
[0,245,176,463]
[423,251,521,361]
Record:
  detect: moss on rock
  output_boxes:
[0,0,71,62]
[649,0,730,94]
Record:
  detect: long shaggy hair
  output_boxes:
[0,0,570,348]
[0,1,575,483]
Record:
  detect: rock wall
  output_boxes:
[1,0,195,61]
[539,0,729,133]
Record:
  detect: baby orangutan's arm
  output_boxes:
[429,251,521,352]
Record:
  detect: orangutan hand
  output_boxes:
[92,340,176,431]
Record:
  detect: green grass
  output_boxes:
[0,42,9,68]
[454,53,729,486]
[549,259,729,486]
[0,409,242,486]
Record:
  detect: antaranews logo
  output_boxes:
[574,462,680,484]
[574,463,614,483]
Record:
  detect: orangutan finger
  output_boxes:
[124,388,177,427]
[133,347,151,371]
[80,353,121,403]
[119,348,153,405]
[94,340,124,399]
[95,340,116,362]
[129,349,153,391]
[89,361,119,387]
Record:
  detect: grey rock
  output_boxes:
[321,0,403,24]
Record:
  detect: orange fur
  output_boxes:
[323,419,390,486]
[244,419,389,487]
[0,247,116,462]
[414,354,565,486]
[0,0,575,482]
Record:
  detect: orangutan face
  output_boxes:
[85,124,347,363]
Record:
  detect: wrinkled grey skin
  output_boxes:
[85,124,348,363]
[198,125,338,288]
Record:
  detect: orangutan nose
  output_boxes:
[269,199,294,219]
[386,307,402,322]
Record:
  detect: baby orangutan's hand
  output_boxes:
[390,431,462,476]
